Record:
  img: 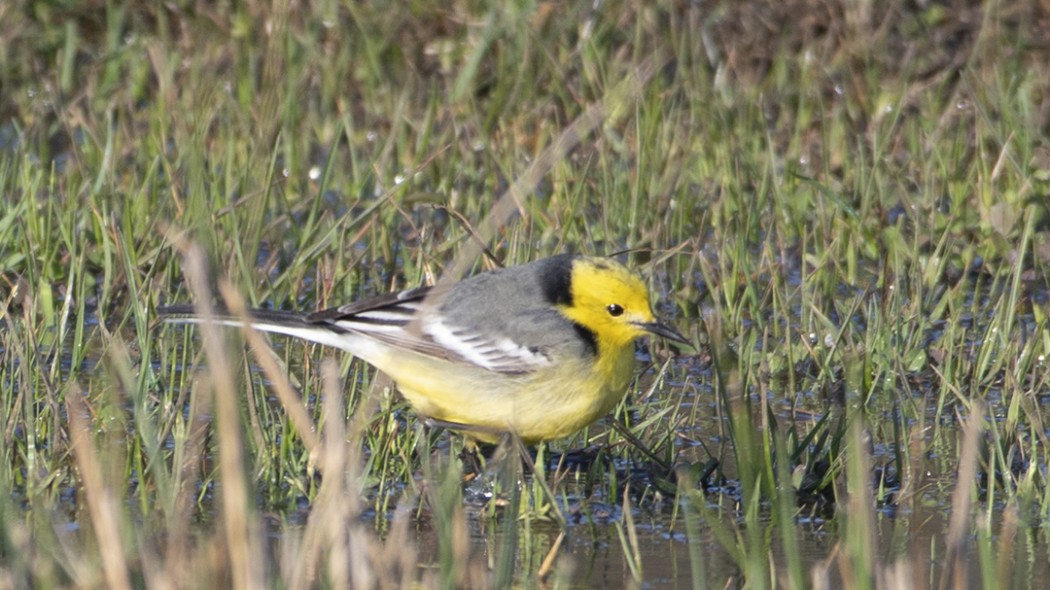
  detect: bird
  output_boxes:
[158,254,689,444]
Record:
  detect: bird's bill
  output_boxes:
[635,321,690,345]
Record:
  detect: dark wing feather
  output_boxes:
[306,285,431,321]
[300,285,470,363]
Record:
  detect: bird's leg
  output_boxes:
[421,416,505,477]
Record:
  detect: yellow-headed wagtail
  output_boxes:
[159,254,688,444]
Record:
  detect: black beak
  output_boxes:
[635,321,690,346]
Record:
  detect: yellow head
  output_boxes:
[557,257,688,350]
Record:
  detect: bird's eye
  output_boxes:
[607,303,624,317]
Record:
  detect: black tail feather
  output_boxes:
[156,305,311,327]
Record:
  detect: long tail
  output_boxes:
[158,304,314,327]
[157,305,360,352]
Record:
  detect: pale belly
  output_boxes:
[371,346,637,444]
